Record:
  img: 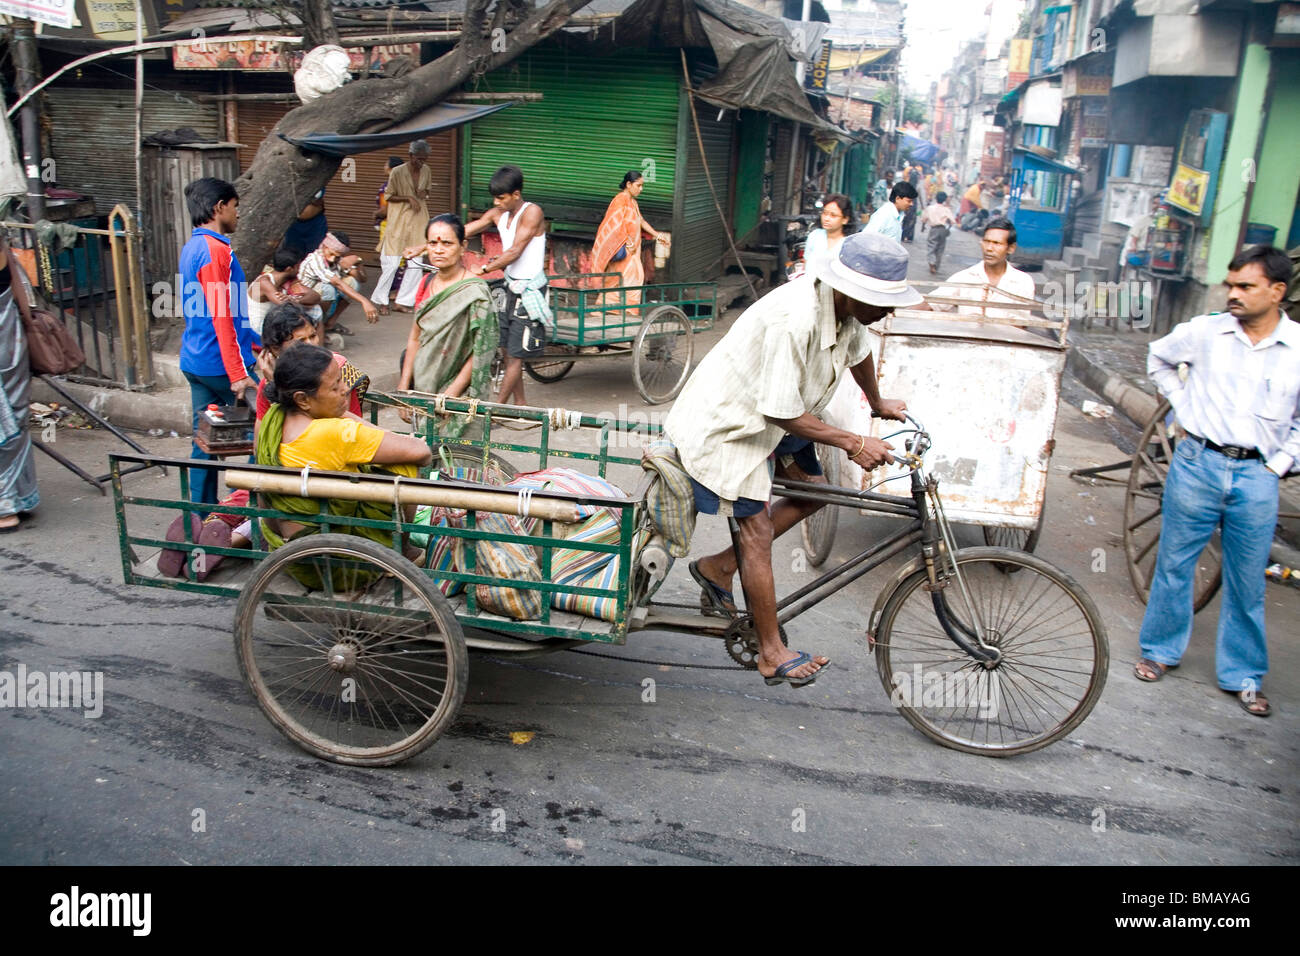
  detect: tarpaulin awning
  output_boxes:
[899,134,940,165]
[278,101,510,157]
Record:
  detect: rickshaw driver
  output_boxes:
[665,232,920,686]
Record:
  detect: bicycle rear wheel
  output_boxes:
[873,547,1107,756]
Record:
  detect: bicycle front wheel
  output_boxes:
[874,547,1108,756]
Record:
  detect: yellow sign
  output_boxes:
[1167,163,1210,217]
[84,0,139,41]
[1008,38,1032,75]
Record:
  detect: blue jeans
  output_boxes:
[184,370,236,506]
[1137,438,1278,693]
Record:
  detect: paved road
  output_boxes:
[3,242,1296,865]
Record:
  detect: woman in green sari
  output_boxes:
[396,214,495,440]
[256,345,432,585]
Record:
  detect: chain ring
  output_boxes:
[723,617,789,669]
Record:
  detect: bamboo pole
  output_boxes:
[225,471,583,524]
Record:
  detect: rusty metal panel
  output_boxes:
[825,316,1065,528]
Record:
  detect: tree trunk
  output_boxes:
[231,0,593,275]
[299,0,342,50]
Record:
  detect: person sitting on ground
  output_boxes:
[247,246,322,336]
[396,214,496,439]
[296,231,378,340]
[254,303,369,423]
[255,344,432,569]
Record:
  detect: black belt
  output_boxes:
[1187,433,1261,461]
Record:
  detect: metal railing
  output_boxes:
[3,203,153,388]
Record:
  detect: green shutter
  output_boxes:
[465,48,679,232]
[732,110,769,242]
[674,96,735,281]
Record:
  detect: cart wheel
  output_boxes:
[524,345,577,384]
[1124,400,1222,610]
[633,305,694,404]
[234,533,468,767]
[432,444,518,483]
[873,546,1108,756]
[981,500,1046,569]
[799,443,841,568]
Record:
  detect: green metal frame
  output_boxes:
[110,394,668,646]
[546,274,717,348]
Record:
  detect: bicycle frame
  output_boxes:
[741,416,1002,665]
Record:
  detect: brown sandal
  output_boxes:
[1134,658,1169,682]
[1234,689,1272,717]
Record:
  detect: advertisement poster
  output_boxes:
[175,40,419,72]
[1007,37,1031,90]
[980,129,1005,180]
[1167,163,1210,217]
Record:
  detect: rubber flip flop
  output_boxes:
[689,560,736,617]
[763,651,829,687]
[157,514,202,578]
[333,323,356,337]
[1133,658,1170,682]
[1229,689,1272,718]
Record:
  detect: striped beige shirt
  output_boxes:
[665,275,874,502]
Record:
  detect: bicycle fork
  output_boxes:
[911,469,1002,667]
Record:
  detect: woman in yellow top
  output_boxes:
[591,171,668,315]
[256,344,431,571]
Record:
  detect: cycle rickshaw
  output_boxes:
[110,384,1108,766]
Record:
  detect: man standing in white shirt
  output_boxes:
[864,182,916,243]
[1134,245,1299,718]
[925,218,1036,319]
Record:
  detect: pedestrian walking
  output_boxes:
[864,181,916,242]
[803,193,853,265]
[463,164,551,407]
[1134,245,1299,718]
[374,140,432,314]
[919,191,956,274]
[0,236,38,532]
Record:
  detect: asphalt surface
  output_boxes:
[2,229,1296,866]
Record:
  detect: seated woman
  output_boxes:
[254,303,368,421]
[247,246,322,337]
[256,345,432,574]
[395,214,495,440]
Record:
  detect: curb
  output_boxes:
[1065,345,1159,428]
[33,377,192,437]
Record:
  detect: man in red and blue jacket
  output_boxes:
[179,177,257,504]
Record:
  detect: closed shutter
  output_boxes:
[237,102,456,265]
[732,109,769,243]
[465,47,679,233]
[45,86,221,217]
[673,92,735,281]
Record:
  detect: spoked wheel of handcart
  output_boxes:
[873,546,1108,756]
[633,305,694,404]
[524,345,578,384]
[1124,399,1222,610]
[432,444,518,483]
[799,443,841,568]
[234,534,468,766]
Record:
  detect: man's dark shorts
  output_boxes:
[690,434,822,517]
[497,284,547,359]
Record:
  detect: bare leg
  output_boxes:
[696,465,827,596]
[734,508,828,679]
[497,357,527,406]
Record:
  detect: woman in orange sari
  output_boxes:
[592,171,667,316]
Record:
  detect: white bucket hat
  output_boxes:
[811,232,924,308]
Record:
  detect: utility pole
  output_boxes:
[12,19,46,222]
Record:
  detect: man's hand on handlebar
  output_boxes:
[847,435,895,470]
[872,398,908,423]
